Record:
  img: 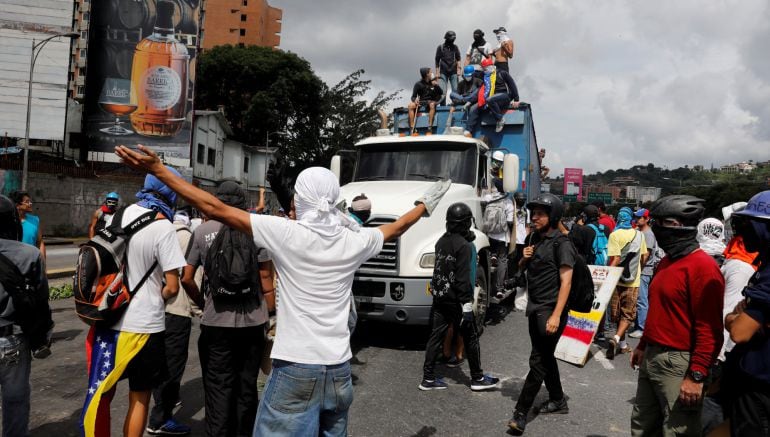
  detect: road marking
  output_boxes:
[592,348,616,370]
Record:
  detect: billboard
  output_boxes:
[587,192,613,204]
[563,167,583,200]
[83,0,199,161]
[0,0,75,141]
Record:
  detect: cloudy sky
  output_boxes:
[272,0,770,175]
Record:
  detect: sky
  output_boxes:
[272,0,770,175]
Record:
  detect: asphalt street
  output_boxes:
[28,298,639,436]
[45,244,79,273]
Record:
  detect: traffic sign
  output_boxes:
[562,194,578,202]
[587,192,613,204]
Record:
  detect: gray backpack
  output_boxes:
[482,196,508,234]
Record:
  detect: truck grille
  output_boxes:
[359,217,399,274]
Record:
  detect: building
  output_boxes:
[0,0,75,145]
[625,186,662,203]
[69,0,90,100]
[200,0,281,50]
[193,110,274,194]
[583,183,622,201]
[721,161,756,174]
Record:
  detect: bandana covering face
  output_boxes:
[294,167,360,237]
[136,166,181,220]
[652,223,698,260]
[723,235,759,269]
[697,217,726,257]
[616,207,633,230]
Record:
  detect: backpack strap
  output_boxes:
[121,209,166,298]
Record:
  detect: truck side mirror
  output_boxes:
[503,154,519,193]
[330,155,341,181]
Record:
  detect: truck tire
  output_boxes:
[472,264,489,336]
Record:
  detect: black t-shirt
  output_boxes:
[435,43,461,76]
[411,80,441,102]
[525,230,577,315]
[569,224,596,264]
[457,77,482,97]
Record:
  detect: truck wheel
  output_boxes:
[472,264,489,336]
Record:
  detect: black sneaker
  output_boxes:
[508,411,527,433]
[537,397,569,414]
[606,337,617,360]
[445,356,465,368]
[470,374,500,391]
[418,378,448,391]
[146,419,191,435]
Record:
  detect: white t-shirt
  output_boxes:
[719,258,756,361]
[249,215,384,365]
[483,193,514,243]
[466,42,494,69]
[112,204,187,334]
[515,208,530,245]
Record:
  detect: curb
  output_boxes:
[47,268,75,279]
[44,239,74,246]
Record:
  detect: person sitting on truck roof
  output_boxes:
[408,68,442,135]
[465,58,520,137]
[445,66,483,131]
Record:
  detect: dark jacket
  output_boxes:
[493,70,520,101]
[524,230,576,315]
[411,80,442,103]
[431,232,477,304]
[569,223,596,264]
[454,77,483,104]
[435,43,461,76]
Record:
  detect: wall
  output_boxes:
[200,0,281,49]
[0,168,143,237]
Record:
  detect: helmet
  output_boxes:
[446,202,473,223]
[480,57,494,69]
[513,191,526,205]
[106,191,120,200]
[462,65,475,78]
[444,30,456,40]
[492,150,505,162]
[0,195,22,241]
[733,191,770,222]
[649,195,705,227]
[583,204,599,219]
[527,193,564,226]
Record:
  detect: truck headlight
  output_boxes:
[419,253,435,269]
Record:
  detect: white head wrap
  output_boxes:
[294,167,360,237]
[696,217,726,256]
[173,211,191,227]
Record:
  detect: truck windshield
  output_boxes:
[354,142,476,185]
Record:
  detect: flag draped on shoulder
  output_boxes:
[79,326,149,437]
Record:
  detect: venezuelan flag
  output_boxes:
[79,326,149,437]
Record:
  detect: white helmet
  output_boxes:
[492,151,505,162]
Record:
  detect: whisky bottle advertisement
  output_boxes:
[130,0,189,137]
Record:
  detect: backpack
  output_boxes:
[618,231,643,283]
[0,251,51,350]
[73,207,160,326]
[554,236,596,313]
[482,196,508,235]
[204,225,262,303]
[587,223,609,266]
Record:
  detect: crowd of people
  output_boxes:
[408,28,520,137]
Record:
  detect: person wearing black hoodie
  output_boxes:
[723,190,770,437]
[408,67,442,134]
[435,30,462,105]
[419,202,499,392]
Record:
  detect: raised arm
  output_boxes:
[115,145,252,235]
[379,179,451,242]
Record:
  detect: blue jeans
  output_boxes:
[439,73,458,104]
[254,360,353,437]
[0,334,31,437]
[636,274,652,331]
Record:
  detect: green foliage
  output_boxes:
[680,181,767,219]
[49,283,73,300]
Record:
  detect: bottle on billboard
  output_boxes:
[129,0,189,138]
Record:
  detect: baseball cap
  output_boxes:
[634,208,649,218]
[493,27,507,34]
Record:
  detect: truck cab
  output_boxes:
[334,103,541,331]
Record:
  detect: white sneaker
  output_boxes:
[628,330,644,339]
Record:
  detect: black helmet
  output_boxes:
[527,193,563,226]
[513,191,526,205]
[583,204,599,219]
[649,195,705,227]
[444,30,456,40]
[446,202,473,223]
[0,195,22,241]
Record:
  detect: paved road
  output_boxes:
[46,244,79,273]
[29,299,639,436]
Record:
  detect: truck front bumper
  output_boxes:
[353,276,433,325]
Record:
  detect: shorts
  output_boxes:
[120,331,167,392]
[412,101,439,112]
[610,286,639,323]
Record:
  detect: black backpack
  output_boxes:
[0,250,52,351]
[204,225,262,303]
[553,236,596,313]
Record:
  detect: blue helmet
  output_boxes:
[106,192,120,200]
[733,190,770,222]
[463,65,475,78]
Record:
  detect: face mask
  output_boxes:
[652,223,699,260]
[463,75,472,82]
[474,34,483,43]
[445,37,455,44]
[496,34,503,43]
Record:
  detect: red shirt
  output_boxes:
[640,249,724,374]
[598,215,615,233]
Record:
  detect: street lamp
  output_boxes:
[22,32,80,190]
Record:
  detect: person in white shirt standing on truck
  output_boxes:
[115,144,451,437]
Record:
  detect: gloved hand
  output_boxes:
[460,302,474,327]
[415,179,452,216]
[463,102,472,111]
